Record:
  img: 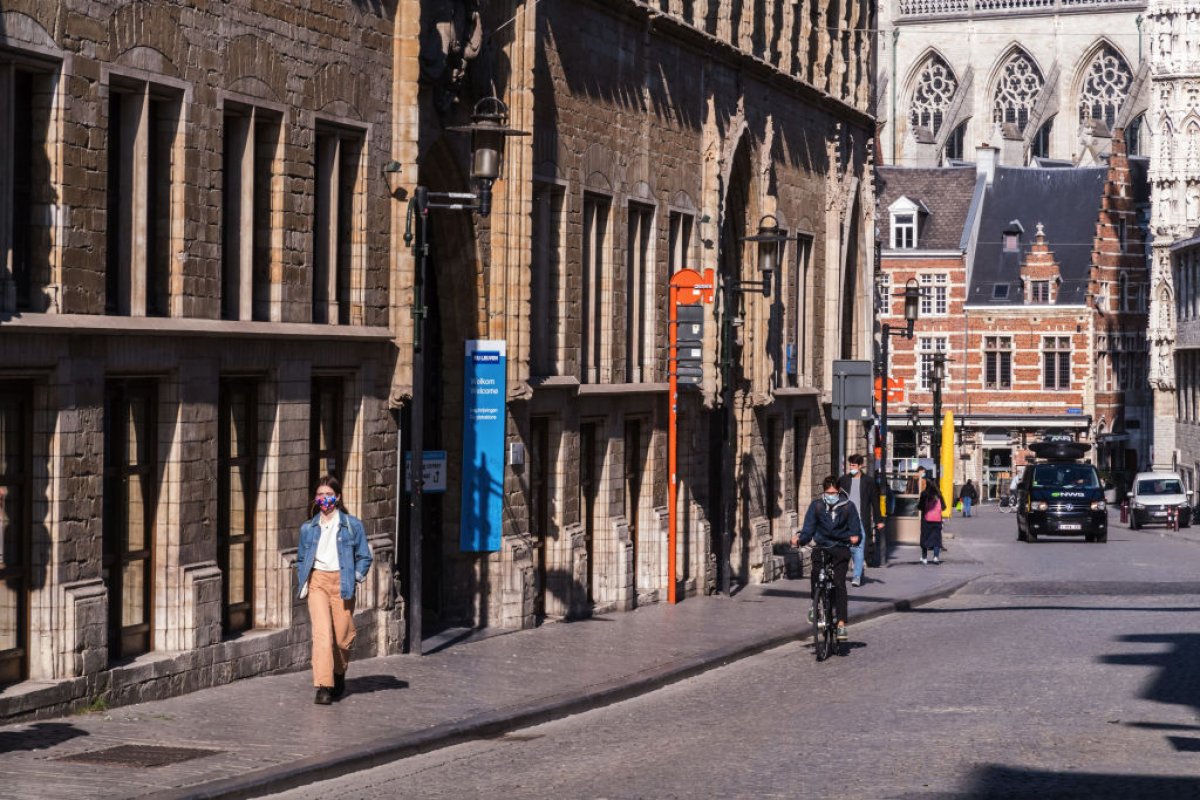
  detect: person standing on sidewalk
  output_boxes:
[919,479,945,565]
[958,479,978,518]
[792,476,862,642]
[297,475,373,705]
[838,454,883,586]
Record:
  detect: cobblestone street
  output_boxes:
[263,509,1200,799]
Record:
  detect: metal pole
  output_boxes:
[408,186,428,655]
[837,370,846,478]
[877,325,890,567]
[668,283,679,604]
[932,373,943,478]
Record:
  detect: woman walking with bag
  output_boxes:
[919,479,945,565]
[296,475,373,704]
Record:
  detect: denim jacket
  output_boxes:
[296,511,373,600]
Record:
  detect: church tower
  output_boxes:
[1147,0,1200,468]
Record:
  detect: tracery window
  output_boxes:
[910,55,958,137]
[1078,45,1132,131]
[993,51,1044,134]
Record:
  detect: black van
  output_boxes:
[1016,442,1108,543]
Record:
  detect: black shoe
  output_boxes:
[331,672,346,700]
[314,687,333,705]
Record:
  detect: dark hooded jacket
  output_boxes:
[798,491,863,550]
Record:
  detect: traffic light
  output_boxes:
[675,304,703,387]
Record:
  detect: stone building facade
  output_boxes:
[0,1,403,718]
[878,135,1151,498]
[1146,0,1200,477]
[878,0,1151,167]
[0,0,875,718]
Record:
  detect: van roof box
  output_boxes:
[1029,441,1091,461]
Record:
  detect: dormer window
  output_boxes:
[888,196,926,250]
[1030,280,1050,304]
[893,214,916,248]
[1003,219,1024,252]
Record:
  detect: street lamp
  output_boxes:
[930,351,947,475]
[399,96,528,654]
[715,214,788,595]
[876,277,920,526]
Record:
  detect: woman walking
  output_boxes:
[919,479,945,565]
[296,475,373,704]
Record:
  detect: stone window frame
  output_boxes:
[102,378,159,662]
[918,335,949,391]
[1076,42,1133,132]
[992,48,1045,135]
[311,115,370,327]
[581,190,614,385]
[919,272,949,316]
[530,174,568,378]
[0,48,61,315]
[983,335,1013,390]
[0,380,33,684]
[624,199,657,384]
[217,377,258,637]
[909,52,959,139]
[790,231,816,387]
[218,91,287,323]
[1041,335,1072,391]
[100,65,191,319]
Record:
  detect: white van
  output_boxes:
[1128,472,1193,530]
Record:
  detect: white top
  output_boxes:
[313,511,341,572]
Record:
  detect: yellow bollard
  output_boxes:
[941,411,955,519]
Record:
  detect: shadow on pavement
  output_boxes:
[0,722,88,754]
[345,675,410,695]
[901,605,1200,614]
[962,764,1200,798]
[1100,632,1200,756]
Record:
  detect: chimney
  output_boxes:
[977,143,999,186]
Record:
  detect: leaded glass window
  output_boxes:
[1078,45,1132,131]
[910,55,958,137]
[993,52,1044,134]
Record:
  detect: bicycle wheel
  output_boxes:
[814,582,835,662]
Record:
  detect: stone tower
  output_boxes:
[1147,0,1200,468]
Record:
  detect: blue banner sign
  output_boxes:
[460,340,506,552]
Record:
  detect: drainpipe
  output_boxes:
[891,29,899,165]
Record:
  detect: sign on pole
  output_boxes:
[460,340,506,552]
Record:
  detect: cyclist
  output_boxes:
[792,476,862,642]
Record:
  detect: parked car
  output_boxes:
[1128,472,1193,530]
[1017,441,1107,543]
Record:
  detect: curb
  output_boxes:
[145,576,974,800]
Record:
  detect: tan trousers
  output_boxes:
[307,570,356,688]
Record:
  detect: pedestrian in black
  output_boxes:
[919,479,945,565]
[958,479,978,517]
[838,454,884,582]
[792,476,862,642]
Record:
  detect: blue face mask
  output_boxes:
[822,493,840,506]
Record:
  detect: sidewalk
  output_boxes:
[0,545,986,800]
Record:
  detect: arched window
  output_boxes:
[993,50,1044,134]
[1078,45,1133,131]
[910,55,958,137]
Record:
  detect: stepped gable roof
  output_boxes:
[877,166,977,251]
[970,166,1107,307]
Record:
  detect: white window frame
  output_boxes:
[918,335,949,390]
[919,273,948,316]
[888,197,921,250]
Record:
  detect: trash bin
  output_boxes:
[887,493,922,546]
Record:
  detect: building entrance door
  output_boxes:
[983,448,1013,501]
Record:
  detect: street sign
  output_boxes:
[404,450,447,493]
[831,359,874,421]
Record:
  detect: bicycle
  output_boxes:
[998,495,1016,514]
[809,547,840,662]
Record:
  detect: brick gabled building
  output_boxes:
[879,133,1151,499]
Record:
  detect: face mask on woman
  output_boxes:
[822,492,840,506]
[316,495,338,513]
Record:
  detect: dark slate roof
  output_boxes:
[878,166,977,251]
[969,166,1107,306]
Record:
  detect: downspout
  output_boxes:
[891,29,899,165]
[1136,14,1143,65]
